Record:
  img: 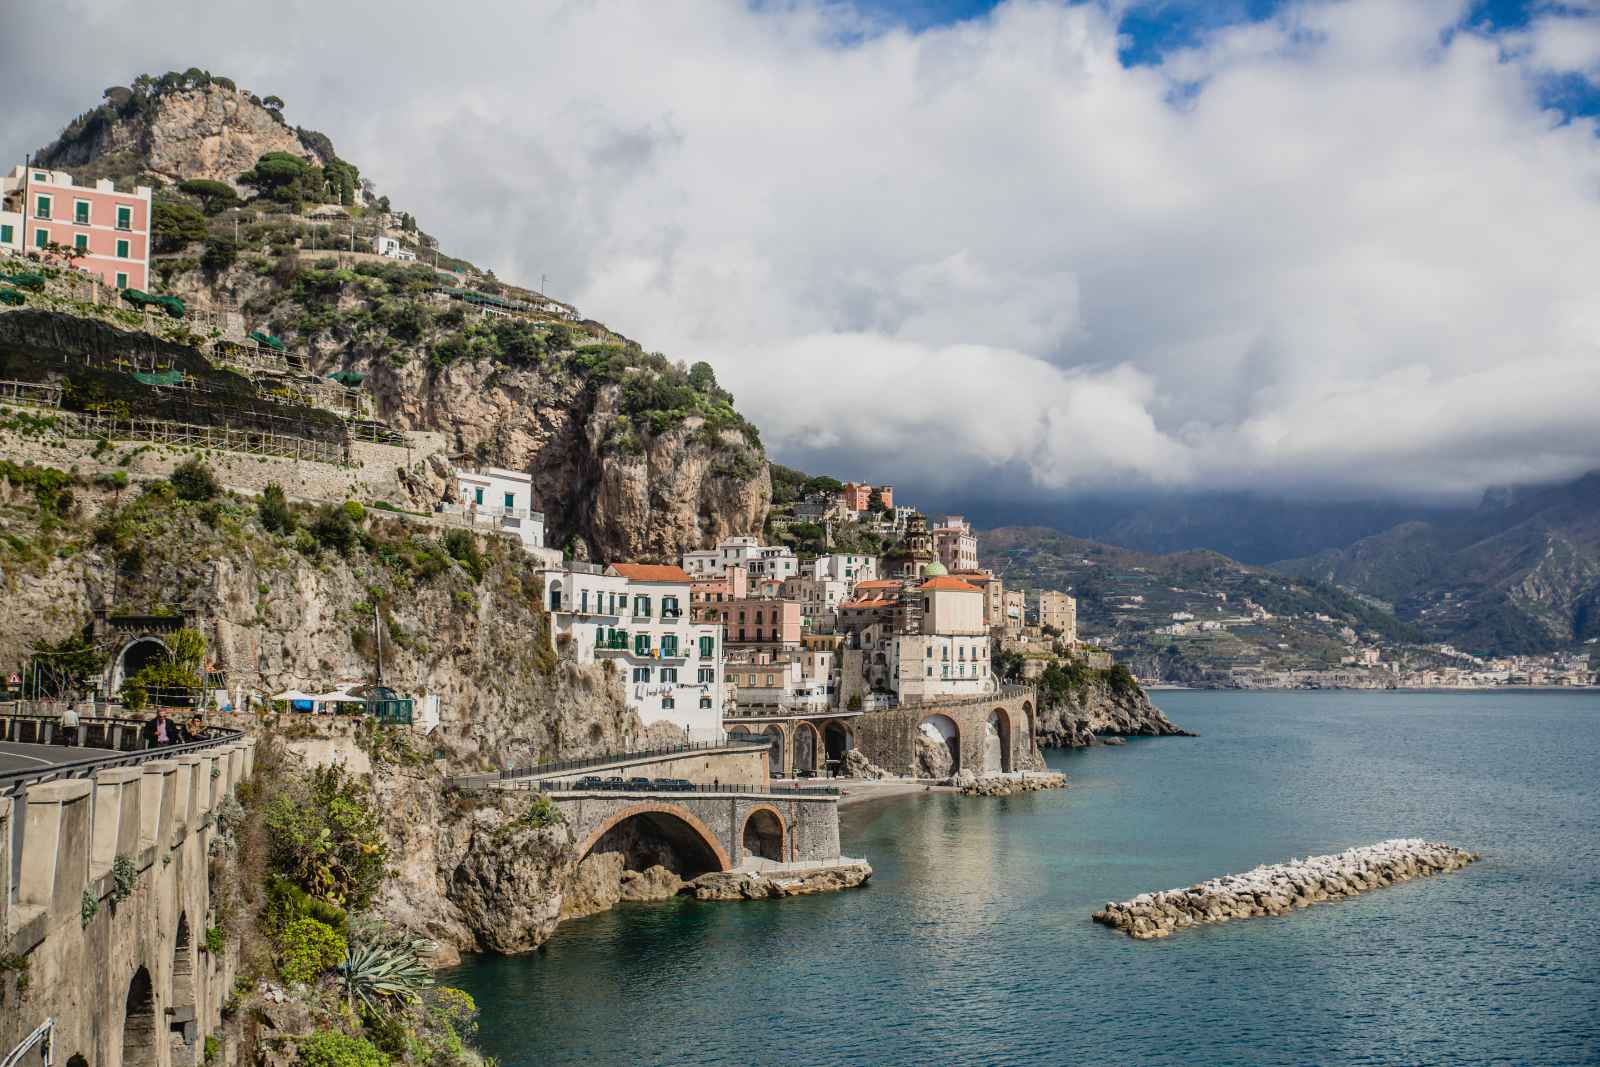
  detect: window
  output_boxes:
[116,205,132,231]
[766,674,776,687]
[737,610,746,624]
[699,636,714,658]
[663,596,679,617]
[73,232,88,251]
[698,668,715,684]
[738,629,746,642]
[34,195,50,219]
[633,595,651,617]
[35,228,48,249]
[115,272,128,289]
[661,635,678,657]
[473,487,484,505]
[926,667,933,677]
[700,696,712,709]
[662,697,675,710]
[32,172,46,181]
[580,590,589,613]
[503,492,515,510]
[634,634,650,656]
[115,238,129,259]
[632,667,650,683]
[74,200,90,224]
[0,224,11,244]
[661,668,678,683]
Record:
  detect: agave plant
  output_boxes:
[336,937,435,1014]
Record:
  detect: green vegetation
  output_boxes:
[171,457,220,501]
[264,764,388,910]
[153,199,209,252]
[294,1030,389,1067]
[336,938,434,1013]
[277,917,348,985]
[258,482,295,533]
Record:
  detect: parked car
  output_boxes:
[600,776,626,790]
[575,776,604,790]
[654,777,691,791]
[625,777,653,791]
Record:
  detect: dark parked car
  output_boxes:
[625,777,653,791]
[654,777,691,791]
[575,776,604,790]
[600,776,626,790]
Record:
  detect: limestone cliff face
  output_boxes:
[357,355,771,562]
[1033,679,1192,748]
[37,83,326,186]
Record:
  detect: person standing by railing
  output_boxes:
[141,707,177,748]
[59,701,79,746]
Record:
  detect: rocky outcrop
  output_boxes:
[691,862,872,901]
[841,749,887,780]
[912,733,954,778]
[37,83,328,187]
[447,803,576,956]
[952,770,1067,796]
[619,865,687,902]
[360,356,770,562]
[1034,677,1193,748]
[1092,839,1480,940]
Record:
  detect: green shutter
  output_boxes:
[35,196,49,219]
[116,239,129,259]
[634,634,649,656]
[34,229,47,249]
[0,224,12,243]
[74,233,88,251]
[117,205,131,230]
[75,202,89,223]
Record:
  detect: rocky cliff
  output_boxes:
[1033,676,1192,748]
[37,79,328,187]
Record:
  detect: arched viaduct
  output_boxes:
[0,732,257,1067]
[841,687,1039,778]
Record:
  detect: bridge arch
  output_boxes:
[121,965,158,1067]
[575,802,732,877]
[171,911,197,1055]
[764,724,787,777]
[986,708,1013,773]
[918,713,961,776]
[740,804,786,863]
[793,721,821,776]
[1022,700,1035,754]
[822,720,852,767]
[111,636,169,695]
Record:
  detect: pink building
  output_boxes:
[933,515,979,573]
[690,564,748,622]
[1,165,152,290]
[840,482,893,513]
[717,597,802,648]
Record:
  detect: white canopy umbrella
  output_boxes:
[311,691,369,715]
[272,689,317,701]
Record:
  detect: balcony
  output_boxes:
[595,635,631,654]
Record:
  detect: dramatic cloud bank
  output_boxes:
[2,0,1597,503]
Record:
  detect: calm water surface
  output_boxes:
[445,691,1600,1065]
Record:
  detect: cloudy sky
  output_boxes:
[3,0,1598,512]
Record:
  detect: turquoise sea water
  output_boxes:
[444,691,1600,1065]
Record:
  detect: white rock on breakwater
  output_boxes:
[1093,838,1480,940]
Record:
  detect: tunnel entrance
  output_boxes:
[793,722,819,776]
[585,808,726,880]
[122,966,158,1067]
[823,721,850,766]
[171,912,198,1056]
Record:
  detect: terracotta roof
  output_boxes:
[853,579,902,591]
[920,576,981,592]
[609,563,693,583]
[839,597,895,611]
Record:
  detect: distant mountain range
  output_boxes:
[984,470,1600,657]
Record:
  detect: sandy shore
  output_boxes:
[835,777,956,810]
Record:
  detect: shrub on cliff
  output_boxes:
[309,503,358,556]
[442,529,484,583]
[294,1030,389,1067]
[265,764,388,909]
[277,917,346,986]
[258,482,296,533]
[171,457,220,501]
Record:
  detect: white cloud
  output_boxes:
[2,0,1598,504]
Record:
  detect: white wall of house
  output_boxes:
[455,466,545,553]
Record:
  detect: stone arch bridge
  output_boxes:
[0,712,256,1067]
[524,786,843,872]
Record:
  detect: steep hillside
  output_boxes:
[1276,471,1600,653]
[22,73,770,560]
[984,526,1422,682]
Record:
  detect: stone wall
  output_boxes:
[553,791,842,869]
[0,738,257,1067]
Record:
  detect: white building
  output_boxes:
[749,545,799,581]
[373,234,416,261]
[782,575,851,629]
[541,562,725,741]
[726,648,835,712]
[891,576,996,704]
[683,536,796,582]
[807,553,878,585]
[449,466,554,562]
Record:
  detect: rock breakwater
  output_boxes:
[953,770,1067,796]
[692,861,872,900]
[1093,838,1480,939]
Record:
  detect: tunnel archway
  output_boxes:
[548,579,563,612]
[917,714,961,777]
[112,637,170,695]
[171,912,197,1057]
[576,803,731,879]
[121,965,158,1067]
[764,725,786,778]
[793,721,820,776]
[823,720,851,767]
[741,806,785,863]
[986,708,1012,773]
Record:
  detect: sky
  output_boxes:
[2,0,1598,515]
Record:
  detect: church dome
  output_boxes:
[924,560,949,577]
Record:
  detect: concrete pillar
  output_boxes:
[0,795,11,938]
[184,754,209,826]
[173,757,198,842]
[208,750,227,814]
[20,779,93,924]
[227,746,244,790]
[241,737,256,779]
[139,760,178,854]
[91,767,144,879]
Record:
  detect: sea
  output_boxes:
[443,690,1600,1066]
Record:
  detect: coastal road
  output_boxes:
[0,740,116,775]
